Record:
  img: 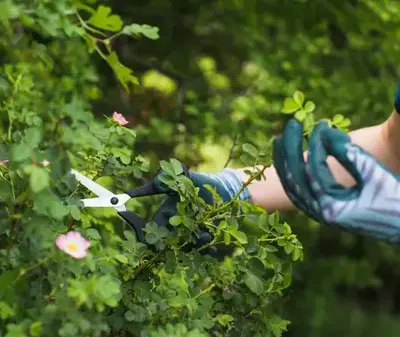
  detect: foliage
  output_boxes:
[0,1,311,336]
[2,0,400,336]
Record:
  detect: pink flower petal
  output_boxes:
[112,111,129,126]
[55,231,90,259]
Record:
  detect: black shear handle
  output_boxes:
[118,211,146,242]
[120,163,190,243]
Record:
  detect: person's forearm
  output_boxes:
[237,112,400,212]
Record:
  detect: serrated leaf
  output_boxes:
[242,143,258,158]
[122,23,159,40]
[268,212,279,226]
[106,52,139,91]
[170,158,183,175]
[229,229,248,244]
[30,167,49,193]
[88,5,123,32]
[243,272,264,295]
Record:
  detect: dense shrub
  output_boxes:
[0,2,311,336]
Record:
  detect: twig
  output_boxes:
[223,131,240,168]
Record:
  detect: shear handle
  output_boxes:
[118,210,146,242]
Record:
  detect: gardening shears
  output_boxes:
[70,166,190,243]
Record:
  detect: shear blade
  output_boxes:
[70,169,115,198]
[80,193,131,211]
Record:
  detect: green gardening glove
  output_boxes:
[273,118,400,243]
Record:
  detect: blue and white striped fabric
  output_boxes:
[190,169,251,202]
[307,141,400,243]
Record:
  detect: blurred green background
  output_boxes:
[67,0,400,335]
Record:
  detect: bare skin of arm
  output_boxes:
[237,111,400,212]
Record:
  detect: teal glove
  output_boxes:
[151,168,251,254]
[273,118,400,243]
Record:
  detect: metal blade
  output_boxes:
[70,169,114,198]
[80,193,131,211]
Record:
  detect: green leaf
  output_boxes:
[265,244,278,252]
[0,301,14,320]
[30,167,49,193]
[4,323,27,337]
[284,242,294,254]
[29,322,42,337]
[0,0,20,24]
[115,254,128,264]
[242,143,258,158]
[86,228,101,240]
[229,229,248,244]
[243,272,264,295]
[333,114,344,124]
[88,5,123,32]
[25,127,42,148]
[224,231,231,245]
[122,23,160,40]
[106,52,139,91]
[144,222,169,248]
[294,109,306,122]
[268,316,290,337]
[169,215,182,226]
[69,205,81,220]
[0,270,18,298]
[281,97,299,114]
[159,160,176,176]
[217,314,234,326]
[170,158,183,175]
[292,247,301,261]
[124,305,147,322]
[10,142,30,162]
[303,101,315,113]
[268,212,280,226]
[293,91,305,107]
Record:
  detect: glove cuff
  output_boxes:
[190,169,252,202]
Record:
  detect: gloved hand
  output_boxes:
[151,167,251,255]
[273,118,400,243]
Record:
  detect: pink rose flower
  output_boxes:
[112,112,129,126]
[56,231,90,259]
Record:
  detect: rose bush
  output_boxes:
[0,1,331,336]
